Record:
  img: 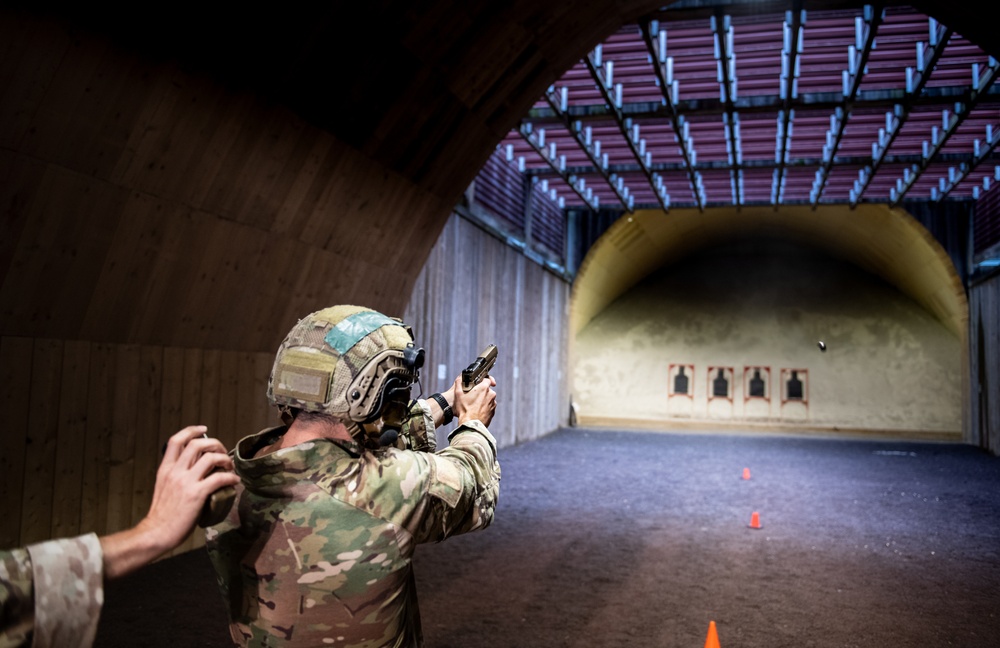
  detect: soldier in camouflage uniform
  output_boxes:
[0,426,240,647]
[205,305,501,648]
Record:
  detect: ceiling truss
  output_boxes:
[499,1,999,211]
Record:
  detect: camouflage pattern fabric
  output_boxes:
[0,534,104,648]
[0,547,34,647]
[392,400,436,454]
[205,400,500,648]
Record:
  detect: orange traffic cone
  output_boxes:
[742,467,751,480]
[704,620,721,648]
[749,511,762,529]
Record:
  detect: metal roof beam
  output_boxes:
[773,5,805,207]
[889,55,1000,205]
[628,194,972,211]
[524,84,1000,124]
[639,19,705,210]
[938,125,1000,201]
[647,0,910,22]
[852,17,952,206]
[905,18,954,99]
[542,84,634,211]
[811,3,883,208]
[497,144,569,212]
[973,166,1000,201]
[525,150,999,177]
[712,12,745,208]
[515,123,600,210]
[582,44,670,211]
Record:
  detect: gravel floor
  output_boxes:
[97,428,1000,647]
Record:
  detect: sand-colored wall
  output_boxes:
[571,205,967,340]
[573,235,962,439]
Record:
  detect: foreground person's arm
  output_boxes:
[0,426,239,648]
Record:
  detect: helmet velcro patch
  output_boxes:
[272,350,338,404]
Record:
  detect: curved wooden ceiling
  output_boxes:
[1,0,996,351]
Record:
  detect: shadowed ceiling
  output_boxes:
[0,0,996,350]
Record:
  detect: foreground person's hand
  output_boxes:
[100,425,240,579]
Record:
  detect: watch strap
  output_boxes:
[429,392,454,425]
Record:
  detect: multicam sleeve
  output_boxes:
[25,534,104,648]
[1,547,36,647]
[396,399,437,452]
[410,420,501,543]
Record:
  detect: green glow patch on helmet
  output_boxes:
[325,310,405,355]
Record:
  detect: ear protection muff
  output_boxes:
[346,343,424,423]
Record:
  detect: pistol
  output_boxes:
[462,344,498,392]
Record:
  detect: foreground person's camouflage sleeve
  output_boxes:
[0,546,34,647]
[0,534,104,648]
[206,421,500,648]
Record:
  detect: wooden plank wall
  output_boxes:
[0,337,277,553]
[969,272,1000,455]
[404,213,571,447]
[0,12,450,351]
[0,215,571,552]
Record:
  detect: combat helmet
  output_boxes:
[268,305,424,445]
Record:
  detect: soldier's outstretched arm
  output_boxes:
[408,376,501,543]
[0,425,240,648]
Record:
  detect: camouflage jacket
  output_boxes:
[0,534,104,648]
[205,400,501,648]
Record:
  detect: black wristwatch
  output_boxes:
[429,392,454,425]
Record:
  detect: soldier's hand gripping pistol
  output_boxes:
[462,344,498,392]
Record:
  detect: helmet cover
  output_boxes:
[267,305,423,425]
